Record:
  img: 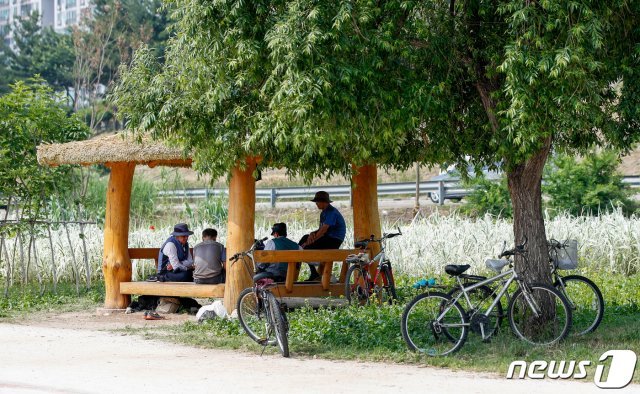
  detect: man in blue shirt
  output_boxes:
[299,191,346,281]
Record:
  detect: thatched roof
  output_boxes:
[37,133,192,168]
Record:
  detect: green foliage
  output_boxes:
[77,170,159,225]
[289,304,406,351]
[0,79,89,222]
[543,151,636,216]
[0,281,104,318]
[463,176,513,218]
[185,197,229,227]
[111,0,426,181]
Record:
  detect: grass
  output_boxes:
[0,281,104,319]
[113,272,639,383]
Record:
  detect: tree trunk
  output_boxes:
[506,136,553,284]
[223,158,257,314]
[103,162,135,309]
[351,164,382,277]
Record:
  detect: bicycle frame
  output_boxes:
[351,243,392,292]
[444,267,541,340]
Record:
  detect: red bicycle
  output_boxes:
[344,229,401,305]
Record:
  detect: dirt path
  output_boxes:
[1,313,633,394]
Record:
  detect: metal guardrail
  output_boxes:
[159,176,640,208]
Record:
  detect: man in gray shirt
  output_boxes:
[193,228,226,284]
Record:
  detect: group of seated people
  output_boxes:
[154,191,346,284]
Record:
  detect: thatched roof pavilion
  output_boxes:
[37,133,382,313]
[37,133,192,168]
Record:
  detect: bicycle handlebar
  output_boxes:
[499,236,528,258]
[547,238,567,249]
[355,228,402,249]
[229,237,269,262]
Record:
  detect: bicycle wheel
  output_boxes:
[508,283,572,345]
[374,265,398,305]
[266,292,289,357]
[448,285,503,340]
[401,292,469,356]
[237,288,273,345]
[554,275,604,335]
[345,265,370,305]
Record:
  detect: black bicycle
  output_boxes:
[548,239,604,335]
[231,238,290,358]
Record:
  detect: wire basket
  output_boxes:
[552,239,578,270]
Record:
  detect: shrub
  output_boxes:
[462,175,512,218]
[79,170,158,225]
[543,151,636,216]
[185,196,229,226]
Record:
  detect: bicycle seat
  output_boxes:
[253,271,275,282]
[485,259,509,273]
[445,264,471,276]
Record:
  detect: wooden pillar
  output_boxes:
[351,164,382,276]
[223,158,257,313]
[103,162,135,309]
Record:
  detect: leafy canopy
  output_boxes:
[114,0,639,181]
[112,0,429,180]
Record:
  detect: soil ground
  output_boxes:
[1,311,636,394]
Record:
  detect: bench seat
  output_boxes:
[124,247,365,299]
[120,281,225,298]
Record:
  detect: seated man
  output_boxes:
[258,223,301,282]
[299,191,346,281]
[193,228,227,284]
[157,223,194,282]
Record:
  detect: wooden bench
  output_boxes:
[121,247,364,300]
[252,249,364,296]
[121,247,225,298]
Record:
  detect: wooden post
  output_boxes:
[223,158,257,313]
[351,164,382,277]
[103,162,135,309]
[414,164,420,213]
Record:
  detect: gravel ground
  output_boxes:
[1,311,634,394]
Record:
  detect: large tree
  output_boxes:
[258,0,640,282]
[114,0,640,284]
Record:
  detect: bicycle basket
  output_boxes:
[552,239,578,270]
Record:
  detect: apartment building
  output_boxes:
[54,0,90,33]
[0,0,89,46]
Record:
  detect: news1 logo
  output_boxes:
[506,350,637,389]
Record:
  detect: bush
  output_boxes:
[185,196,228,226]
[543,151,636,216]
[79,170,158,225]
[462,175,512,218]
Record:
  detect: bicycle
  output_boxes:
[446,238,603,338]
[548,239,604,335]
[401,238,573,356]
[344,229,401,305]
[230,238,290,358]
